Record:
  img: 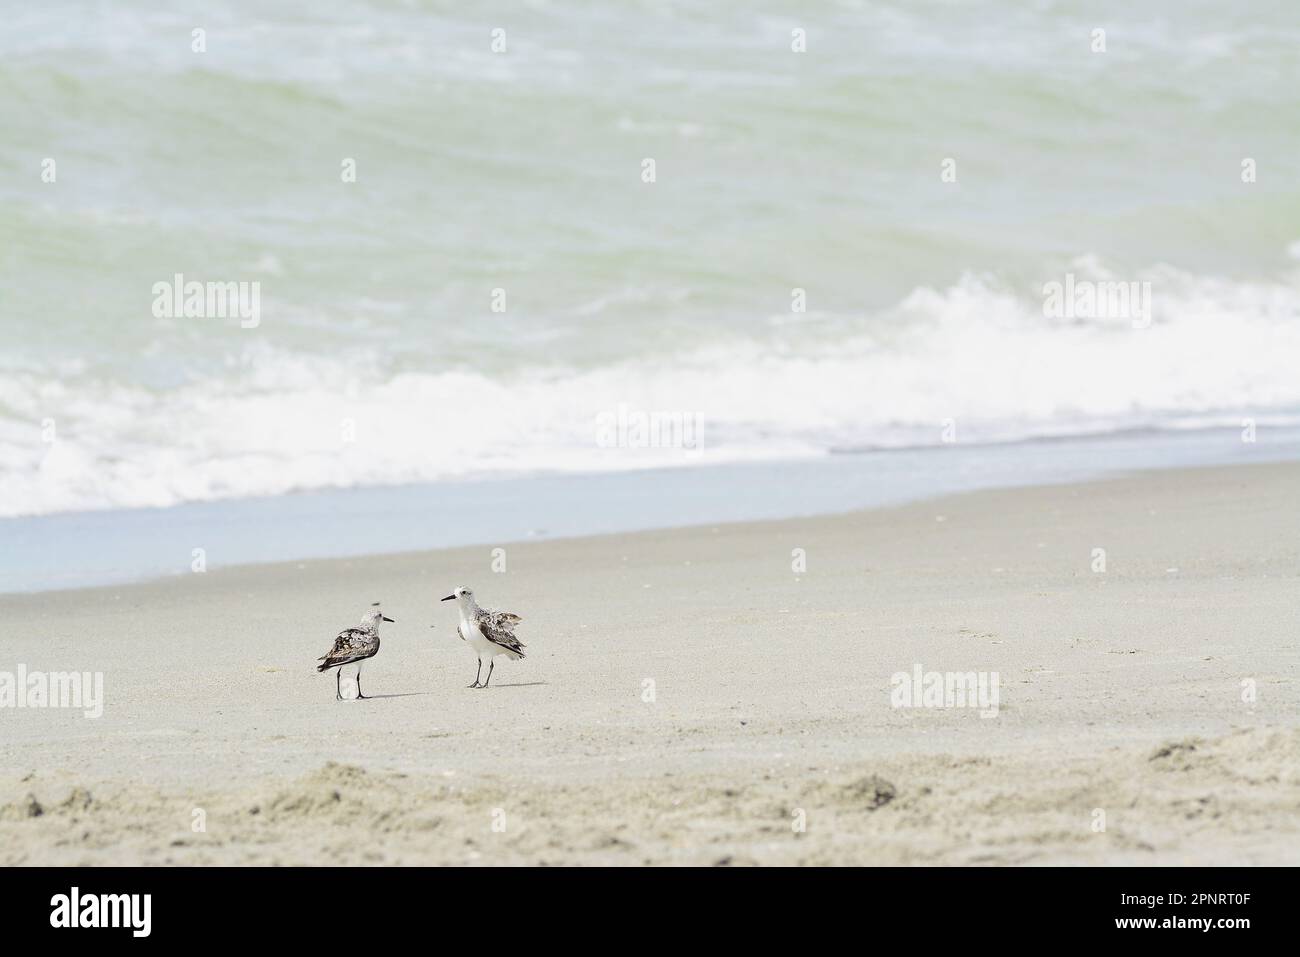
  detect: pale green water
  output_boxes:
[2,0,1299,516]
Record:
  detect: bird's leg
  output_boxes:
[483,660,495,688]
[468,658,482,688]
[355,665,366,700]
[336,669,342,701]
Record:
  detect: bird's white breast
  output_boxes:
[460,614,492,651]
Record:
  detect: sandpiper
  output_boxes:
[316,605,393,700]
[440,586,525,688]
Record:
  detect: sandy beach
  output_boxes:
[1,460,1297,865]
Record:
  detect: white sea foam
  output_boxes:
[3,265,1298,518]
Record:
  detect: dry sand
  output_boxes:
[1,461,1297,865]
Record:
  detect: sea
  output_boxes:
[2,0,1298,590]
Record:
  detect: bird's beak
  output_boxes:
[440,594,456,602]
[382,615,395,622]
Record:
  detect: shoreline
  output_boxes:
[2,459,1297,864]
[5,423,1299,595]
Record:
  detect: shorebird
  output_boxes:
[316,605,393,701]
[440,586,525,688]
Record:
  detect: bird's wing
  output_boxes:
[476,608,526,655]
[317,628,378,669]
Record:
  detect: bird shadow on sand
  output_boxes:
[354,691,437,700]
[485,681,548,689]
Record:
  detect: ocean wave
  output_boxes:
[3,264,1298,518]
